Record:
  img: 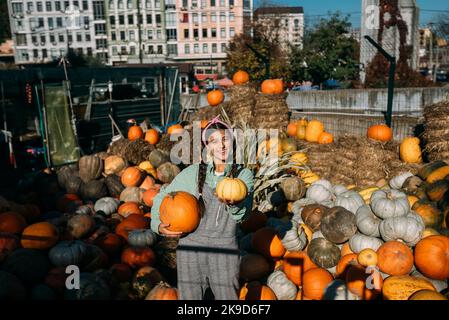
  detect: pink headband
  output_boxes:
[201,115,233,145]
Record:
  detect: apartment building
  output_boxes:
[8,0,109,64]
[106,0,167,64]
[254,6,304,50]
[171,0,253,79]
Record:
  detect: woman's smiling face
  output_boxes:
[206,129,233,163]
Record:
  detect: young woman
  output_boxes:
[150,116,254,300]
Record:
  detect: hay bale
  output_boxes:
[423,100,449,162]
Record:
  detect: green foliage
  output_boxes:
[65,49,105,67]
[289,13,360,86]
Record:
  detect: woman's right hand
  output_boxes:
[158,223,183,238]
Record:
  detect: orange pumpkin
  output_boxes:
[287,122,298,137]
[128,125,144,141]
[412,200,443,229]
[159,191,200,233]
[142,188,159,207]
[367,124,393,142]
[118,202,143,217]
[317,132,334,144]
[200,120,209,129]
[377,241,414,276]
[144,129,159,145]
[21,222,59,250]
[341,242,354,256]
[414,235,449,280]
[346,264,383,300]
[121,167,145,187]
[261,79,284,95]
[251,227,286,260]
[139,176,156,191]
[207,89,225,106]
[282,251,318,286]
[115,214,148,241]
[167,124,184,135]
[232,70,250,85]
[239,282,277,300]
[336,253,358,279]
[305,120,324,142]
[94,233,123,256]
[145,281,178,300]
[302,268,334,300]
[0,212,27,234]
[121,246,156,268]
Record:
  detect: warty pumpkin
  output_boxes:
[159,191,200,233]
[382,275,436,300]
[305,120,324,143]
[400,137,422,163]
[156,162,181,184]
[120,187,143,203]
[409,289,447,300]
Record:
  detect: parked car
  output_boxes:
[436,70,448,82]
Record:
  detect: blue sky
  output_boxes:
[254,0,449,28]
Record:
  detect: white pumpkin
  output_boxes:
[119,186,143,203]
[279,222,307,252]
[370,189,410,219]
[267,270,297,300]
[349,233,384,253]
[333,185,348,196]
[335,191,365,214]
[291,212,305,225]
[321,199,335,208]
[378,212,424,246]
[389,172,414,190]
[306,184,333,203]
[94,197,120,216]
[323,279,359,300]
[355,205,381,237]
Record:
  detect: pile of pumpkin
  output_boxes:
[237,160,449,300]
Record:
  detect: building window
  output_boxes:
[87,48,92,56]
[192,0,197,7]
[111,31,117,41]
[230,27,235,37]
[60,48,66,56]
[85,33,91,41]
[167,44,177,55]
[155,0,160,8]
[110,16,116,26]
[118,0,124,9]
[56,17,63,27]
[146,0,152,8]
[211,13,216,22]
[83,1,88,10]
[48,17,54,29]
[112,46,118,55]
[130,46,136,55]
[184,29,189,39]
[193,29,198,39]
[229,0,234,6]
[127,0,133,9]
[121,46,127,54]
[121,31,126,40]
[40,34,46,44]
[55,1,60,11]
[128,15,134,25]
[96,39,107,49]
[93,1,105,20]
[27,2,34,12]
[75,33,81,42]
[119,15,125,25]
[16,34,27,46]
[58,34,64,42]
[166,0,175,10]
[84,16,89,27]
[182,0,187,7]
[148,45,154,54]
[95,24,106,35]
[211,28,216,38]
[157,29,162,39]
[51,48,58,58]
[193,13,198,24]
[166,29,177,40]
[202,43,208,53]
[201,0,207,7]
[230,13,234,21]
[147,15,152,24]
[109,0,114,9]
[212,43,217,53]
[194,44,199,53]
[182,13,188,23]
[46,1,52,11]
[221,43,226,53]
[68,34,73,43]
[220,12,225,22]
[31,35,37,44]
[220,0,225,6]
[147,30,153,40]
[73,1,79,10]
[38,18,44,28]
[33,49,39,58]
[36,2,43,12]
[156,14,161,26]
[184,44,190,54]
[202,13,207,23]
[129,30,135,41]
[202,28,207,38]
[243,0,250,9]
[210,0,215,7]
[220,28,225,38]
[157,45,163,54]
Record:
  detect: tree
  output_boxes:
[0,0,11,44]
[289,13,360,87]
[62,48,105,67]
[225,11,291,82]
